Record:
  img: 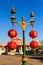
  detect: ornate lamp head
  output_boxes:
[10,6,16,27]
[30,12,35,27]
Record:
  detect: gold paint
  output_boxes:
[17,16,29,31]
[22,58,28,62]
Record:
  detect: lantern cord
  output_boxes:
[32,26,34,30]
[12,23,14,29]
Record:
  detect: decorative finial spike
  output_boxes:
[30,12,35,17]
[10,6,16,14]
[22,16,24,21]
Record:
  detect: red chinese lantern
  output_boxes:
[29,30,38,38]
[8,29,17,38]
[30,41,38,49]
[7,41,17,50]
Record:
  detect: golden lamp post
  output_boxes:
[10,6,35,65]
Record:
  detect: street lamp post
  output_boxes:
[10,7,35,65]
[18,16,29,65]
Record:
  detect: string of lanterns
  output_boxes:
[29,12,39,54]
[7,29,17,50]
[29,30,38,49]
[7,7,17,55]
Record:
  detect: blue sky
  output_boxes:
[0,0,43,44]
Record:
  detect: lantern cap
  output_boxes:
[10,16,16,19]
[10,16,16,20]
[10,16,16,25]
[10,7,16,14]
[30,20,35,27]
[30,12,35,17]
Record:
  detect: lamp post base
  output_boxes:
[22,30,28,65]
